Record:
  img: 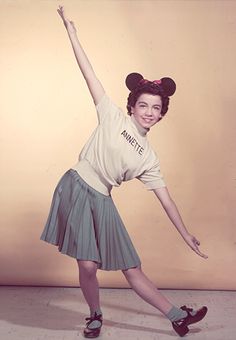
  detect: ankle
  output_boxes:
[166,306,187,322]
[90,307,102,317]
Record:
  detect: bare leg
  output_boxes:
[77,260,101,314]
[122,266,173,315]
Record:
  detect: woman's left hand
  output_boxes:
[182,233,208,259]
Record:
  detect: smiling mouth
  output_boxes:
[142,118,152,123]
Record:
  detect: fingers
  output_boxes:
[57,7,63,18]
[57,5,70,27]
[196,249,208,259]
[184,234,208,259]
[194,245,208,259]
[58,5,64,12]
[57,5,66,18]
[189,237,207,258]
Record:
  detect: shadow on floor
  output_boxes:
[0,286,216,337]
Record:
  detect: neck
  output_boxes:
[130,114,149,136]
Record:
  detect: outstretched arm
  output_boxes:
[153,186,208,259]
[57,5,105,105]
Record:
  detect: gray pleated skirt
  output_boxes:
[40,169,141,271]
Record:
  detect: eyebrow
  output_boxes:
[138,101,161,108]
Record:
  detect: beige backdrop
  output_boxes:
[1,0,236,289]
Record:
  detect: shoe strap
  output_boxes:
[181,305,193,315]
[85,312,103,327]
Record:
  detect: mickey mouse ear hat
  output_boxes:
[125,72,176,96]
[125,73,144,91]
[160,77,176,96]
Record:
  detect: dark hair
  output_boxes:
[126,73,176,117]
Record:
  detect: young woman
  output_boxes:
[40,5,208,338]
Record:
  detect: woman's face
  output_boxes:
[131,93,163,130]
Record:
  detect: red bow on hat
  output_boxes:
[139,79,162,85]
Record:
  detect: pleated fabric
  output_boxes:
[40,169,141,271]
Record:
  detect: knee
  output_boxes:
[77,260,98,278]
[122,265,142,278]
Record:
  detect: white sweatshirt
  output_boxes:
[72,94,166,195]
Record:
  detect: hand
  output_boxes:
[57,5,77,34]
[182,233,208,259]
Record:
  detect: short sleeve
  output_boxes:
[95,93,122,124]
[137,157,166,190]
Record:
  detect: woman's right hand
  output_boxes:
[57,5,77,34]
[57,4,105,104]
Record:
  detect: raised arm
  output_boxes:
[57,5,105,105]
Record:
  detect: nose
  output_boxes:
[146,108,152,116]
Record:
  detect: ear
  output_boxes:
[130,106,135,114]
[126,73,143,91]
[161,77,176,96]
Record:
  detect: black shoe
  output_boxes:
[172,305,208,337]
[83,312,103,338]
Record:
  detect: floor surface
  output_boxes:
[0,286,235,340]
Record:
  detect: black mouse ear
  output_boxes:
[161,77,176,96]
[125,73,144,91]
